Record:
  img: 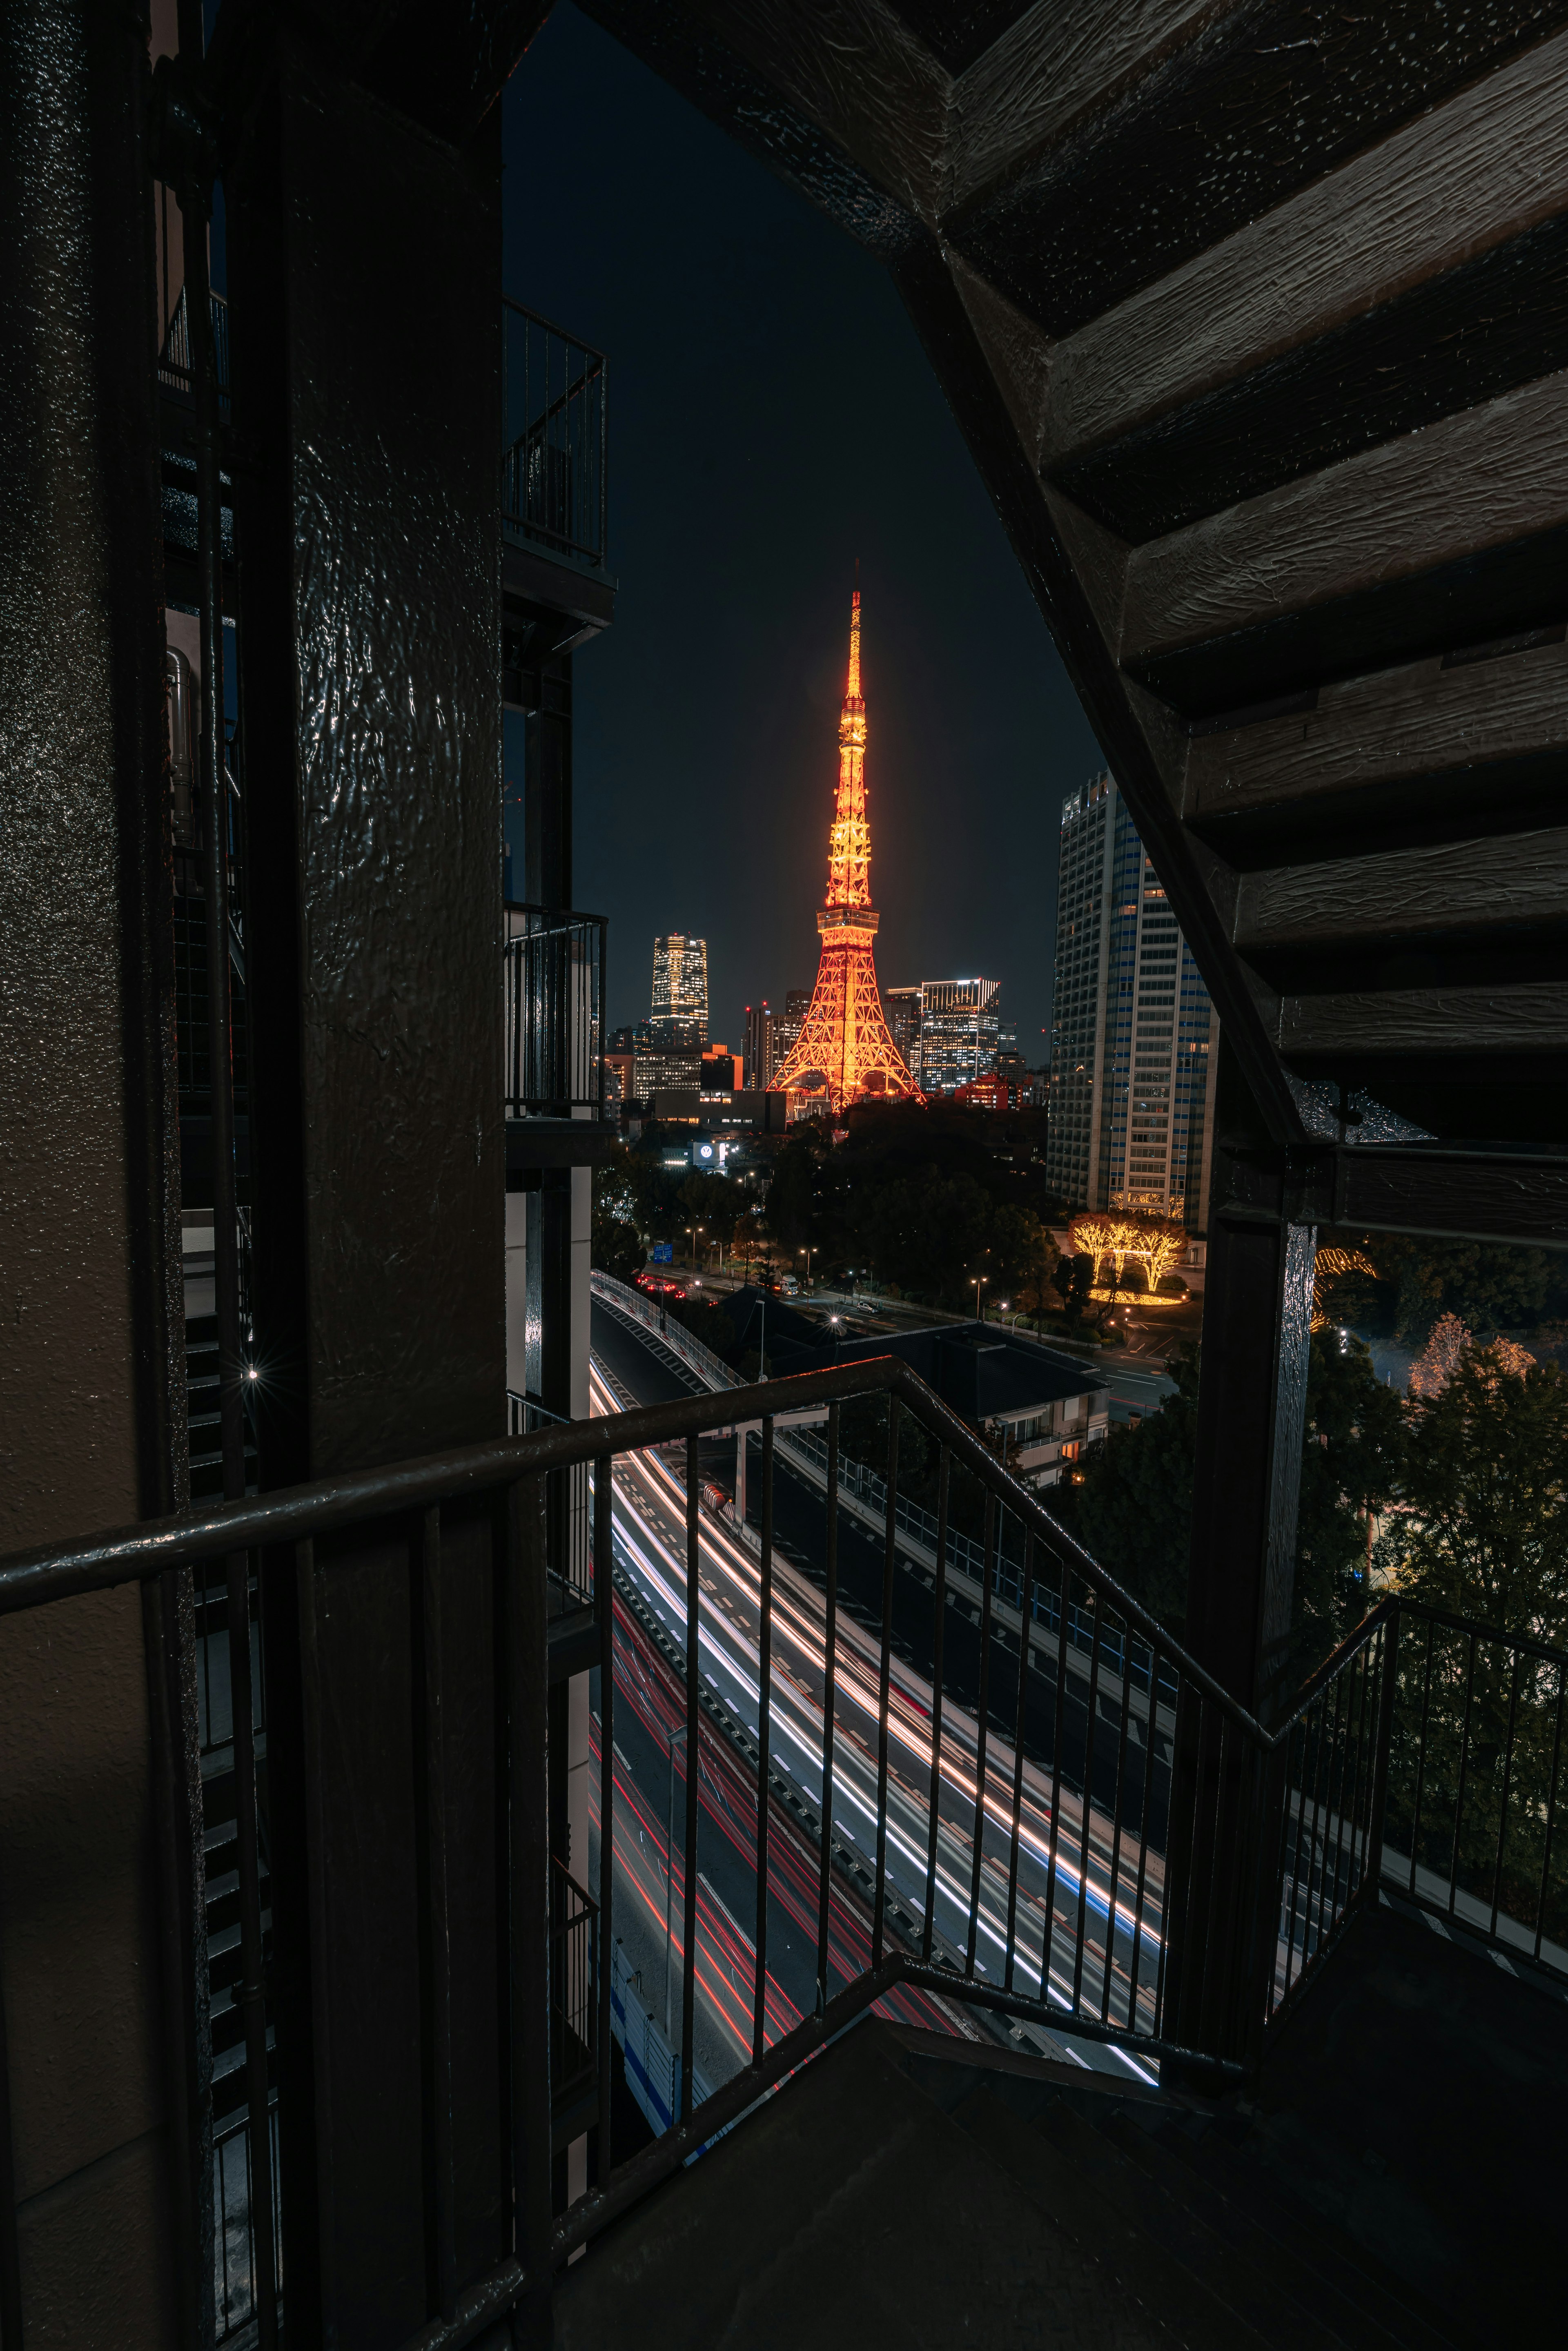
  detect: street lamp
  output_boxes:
[664,1719,689,2042]
[973,1275,987,1320]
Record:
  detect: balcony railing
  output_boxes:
[502,301,607,573]
[504,903,606,1120]
[1,1361,1560,2343]
[158,283,231,408]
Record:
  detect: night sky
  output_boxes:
[501,5,1103,1058]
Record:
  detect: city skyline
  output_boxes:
[501,6,1100,1052]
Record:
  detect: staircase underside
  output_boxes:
[580,0,1568,1171]
[558,1906,1567,2349]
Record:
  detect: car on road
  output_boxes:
[635,1272,688,1302]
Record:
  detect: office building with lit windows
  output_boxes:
[650,933,708,1047]
[915,978,1002,1094]
[1045,775,1219,1230]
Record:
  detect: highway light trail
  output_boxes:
[589,1355,1167,2083]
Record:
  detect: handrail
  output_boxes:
[0,1353,1264,1740]
[5,1334,1561,2336]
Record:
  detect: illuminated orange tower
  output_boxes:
[772,591,921,1112]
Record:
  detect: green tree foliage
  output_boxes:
[1051,1252,1095,1327]
[1316,1228,1566,1344]
[1046,1344,1200,1633]
[1049,1336,1408,1666]
[1379,1346,1568,1642]
[762,1129,824,1251]
[990,1205,1059,1316]
[1290,1336,1408,1679]
[1376,1346,1568,1941]
[853,1170,993,1302]
[590,1147,646,1284]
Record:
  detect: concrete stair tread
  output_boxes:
[950,2083,1274,2351]
[554,2019,1174,2350]
[1105,2109,1435,2351]
[1159,2117,1461,2351]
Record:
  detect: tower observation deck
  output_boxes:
[772,591,921,1113]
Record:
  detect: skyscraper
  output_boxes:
[915,978,1002,1094]
[650,934,708,1048]
[744,1001,775,1091]
[771,591,920,1111]
[772,987,813,1068]
[1045,774,1219,1230]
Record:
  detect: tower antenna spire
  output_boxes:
[771,586,921,1114]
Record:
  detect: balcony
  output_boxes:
[505,902,612,1170]
[502,301,615,657]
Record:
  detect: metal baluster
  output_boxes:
[507,1478,554,2340]
[920,1446,949,1963]
[873,1399,902,1967]
[595,1456,615,2184]
[226,1544,277,2349]
[1003,1533,1035,1992]
[1196,1712,1230,2052]
[1127,1641,1161,2037]
[1448,1629,1479,1922]
[1365,1610,1401,1919]
[1102,1608,1134,2026]
[1534,1662,1566,1965]
[1281,1717,1308,1997]
[420,1507,457,2320]
[1327,1645,1366,1930]
[965,1490,997,1977]
[682,1436,701,2124]
[1071,1589,1103,2017]
[1154,1682,1188,2037]
[1490,1646,1523,1941]
[1408,1614,1437,1895]
[1304,1680,1341,1970]
[1347,1630,1381,1901]
[752,1417,775,2061]
[1040,1564,1072,2010]
[816,1405,840,2012]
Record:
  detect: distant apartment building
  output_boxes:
[1045,773,1218,1230]
[917,978,1002,1094]
[650,934,708,1047]
[744,1001,775,1091]
[881,984,923,1083]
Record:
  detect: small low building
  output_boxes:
[739,1306,1111,1489]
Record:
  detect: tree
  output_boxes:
[1290,1335,1408,1679]
[1050,1335,1407,1670]
[591,1147,646,1285]
[1047,1343,1200,1634]
[1051,1251,1094,1327]
[1379,1344,1568,1644]
[990,1205,1058,1319]
[853,1168,991,1301]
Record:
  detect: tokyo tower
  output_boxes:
[772,591,922,1113]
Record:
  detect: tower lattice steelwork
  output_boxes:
[772,592,920,1113]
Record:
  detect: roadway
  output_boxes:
[590,1299,1170,2088]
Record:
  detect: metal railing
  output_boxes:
[2,1357,1560,2343]
[159,283,231,407]
[501,301,607,572]
[551,1861,598,2124]
[504,903,606,1120]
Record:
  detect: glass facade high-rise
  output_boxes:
[1045,775,1219,1230]
[650,934,708,1048]
[917,978,1001,1094]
